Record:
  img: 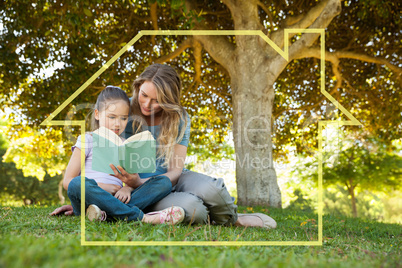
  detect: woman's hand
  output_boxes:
[114,186,133,204]
[49,205,74,216]
[109,164,142,188]
[97,183,122,196]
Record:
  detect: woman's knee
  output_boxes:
[181,194,209,224]
[177,171,228,201]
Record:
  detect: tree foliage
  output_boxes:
[0,125,62,205]
[3,125,67,180]
[0,0,400,191]
[293,130,402,217]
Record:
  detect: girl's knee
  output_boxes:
[67,176,81,196]
[67,177,98,197]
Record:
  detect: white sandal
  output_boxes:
[86,204,107,222]
[145,206,185,225]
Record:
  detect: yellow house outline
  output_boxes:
[41,30,362,246]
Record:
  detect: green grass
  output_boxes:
[0,205,400,268]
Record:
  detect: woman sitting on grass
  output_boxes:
[105,64,276,228]
[50,86,185,225]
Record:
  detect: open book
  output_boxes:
[91,127,156,174]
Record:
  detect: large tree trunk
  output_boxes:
[231,55,282,207]
[189,0,342,208]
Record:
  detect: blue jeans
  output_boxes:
[67,175,172,221]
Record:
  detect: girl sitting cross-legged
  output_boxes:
[50,86,185,225]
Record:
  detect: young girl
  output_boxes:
[51,86,185,225]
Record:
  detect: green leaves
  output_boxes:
[3,125,68,181]
[0,0,399,176]
[83,8,93,17]
[292,129,402,217]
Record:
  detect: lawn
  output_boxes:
[0,205,400,268]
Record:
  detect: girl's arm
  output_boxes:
[114,185,135,204]
[63,148,82,190]
[111,143,187,188]
[64,148,121,195]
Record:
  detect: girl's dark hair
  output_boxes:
[90,86,130,131]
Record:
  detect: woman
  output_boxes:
[111,63,276,229]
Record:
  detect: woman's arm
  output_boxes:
[110,143,188,188]
[162,143,187,186]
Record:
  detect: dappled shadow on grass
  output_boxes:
[80,206,320,242]
[1,205,401,244]
[1,205,401,268]
[1,205,320,242]
[0,205,81,238]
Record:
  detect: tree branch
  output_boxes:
[150,1,159,46]
[283,13,304,27]
[287,0,330,29]
[271,0,331,49]
[193,40,203,83]
[219,0,236,11]
[335,50,402,75]
[154,38,193,64]
[257,0,274,32]
[288,0,342,60]
[194,35,236,74]
[191,39,232,107]
[184,0,237,74]
[331,57,342,94]
[297,47,402,76]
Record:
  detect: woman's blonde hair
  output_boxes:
[131,64,188,166]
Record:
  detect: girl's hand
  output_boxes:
[109,164,142,188]
[97,183,122,195]
[114,186,133,204]
[49,205,74,216]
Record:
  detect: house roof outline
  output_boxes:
[40,29,362,247]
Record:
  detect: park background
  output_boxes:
[0,0,401,267]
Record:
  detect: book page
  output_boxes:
[123,130,154,145]
[92,126,123,146]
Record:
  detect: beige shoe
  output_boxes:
[237,213,277,229]
[86,204,107,222]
